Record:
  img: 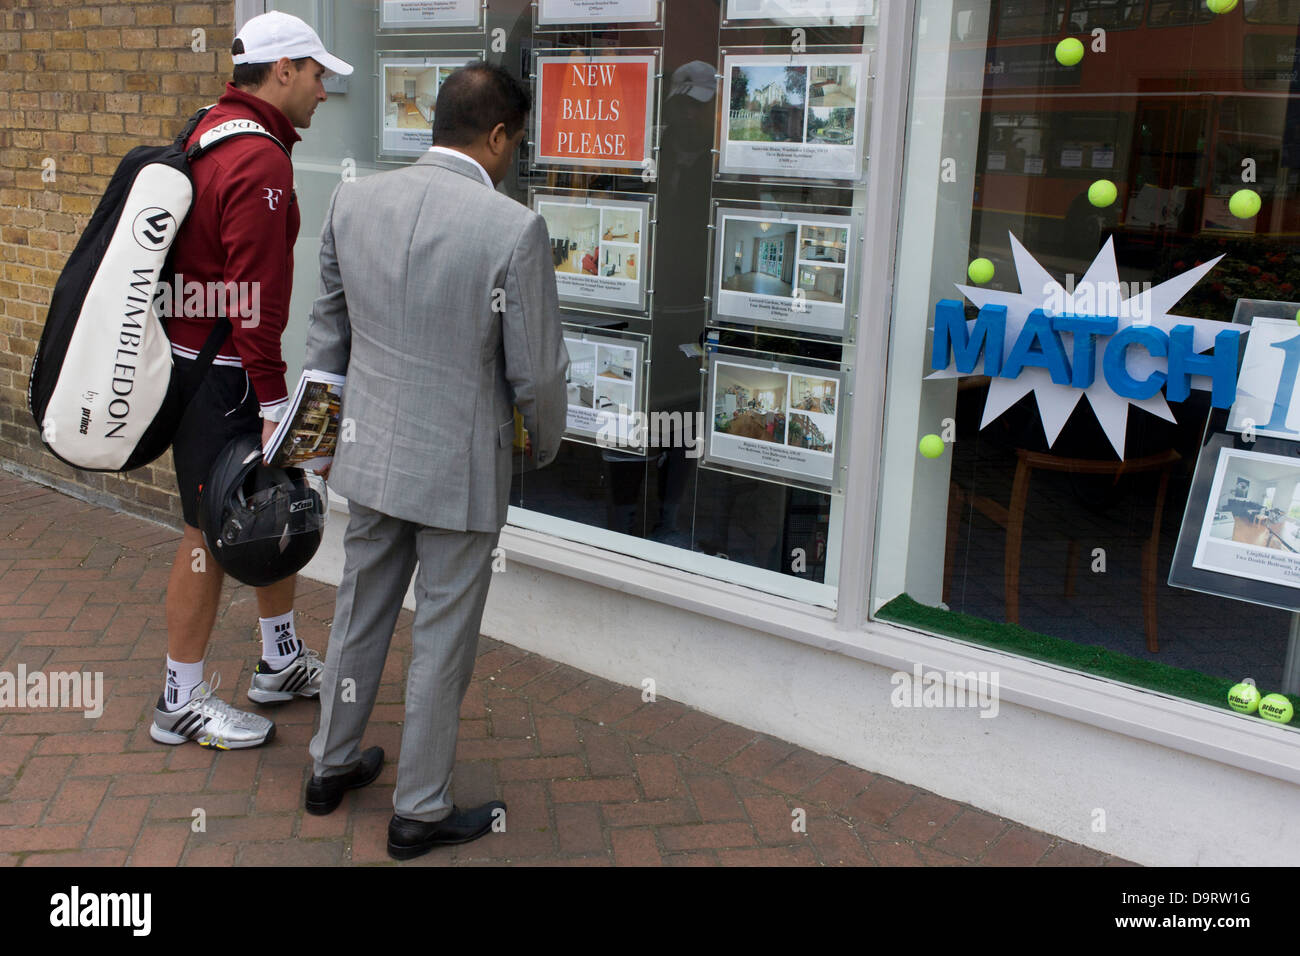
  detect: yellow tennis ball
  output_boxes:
[1229,188,1261,219]
[968,258,994,284]
[1259,693,1294,723]
[1206,0,1237,13]
[919,434,945,459]
[1055,38,1084,66]
[1227,682,1260,714]
[1088,179,1117,207]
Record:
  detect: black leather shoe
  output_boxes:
[387,800,506,860]
[304,746,384,815]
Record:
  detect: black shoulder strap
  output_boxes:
[182,315,234,391]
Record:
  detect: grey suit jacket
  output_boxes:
[304,150,569,533]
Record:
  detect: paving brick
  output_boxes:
[555,804,605,856]
[684,725,756,768]
[601,800,696,827]
[722,737,797,780]
[237,840,344,866]
[743,794,803,846]
[716,846,819,867]
[760,749,840,795]
[805,816,875,866]
[497,755,583,781]
[1039,840,1107,866]
[129,823,190,866]
[551,778,639,803]
[932,809,1008,860]
[883,793,963,844]
[686,775,745,823]
[22,849,129,866]
[85,795,150,848]
[658,822,756,851]
[44,776,110,823]
[533,715,581,755]
[800,763,876,811]
[610,828,663,867]
[844,777,914,827]
[634,753,682,801]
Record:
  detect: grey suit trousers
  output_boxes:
[309,501,499,822]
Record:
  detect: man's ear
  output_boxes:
[488,122,509,155]
[273,56,295,85]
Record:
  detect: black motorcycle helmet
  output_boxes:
[196,432,327,587]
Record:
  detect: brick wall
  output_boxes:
[0,0,234,526]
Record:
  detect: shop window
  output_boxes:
[877,0,1300,727]
[1068,0,1145,32]
[282,0,877,608]
[995,0,1068,38]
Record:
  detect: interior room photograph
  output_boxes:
[383,66,445,131]
[1210,456,1300,554]
[714,366,788,445]
[808,64,857,107]
[566,341,596,408]
[541,203,601,276]
[790,375,836,414]
[597,348,635,381]
[721,219,798,297]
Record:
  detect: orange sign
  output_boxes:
[536,56,653,169]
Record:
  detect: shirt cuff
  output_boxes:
[260,400,292,423]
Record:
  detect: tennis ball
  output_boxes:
[1227,682,1261,714]
[1055,38,1084,66]
[919,434,945,459]
[1295,308,1300,326]
[1229,188,1261,219]
[968,258,994,284]
[1088,179,1117,208]
[1259,693,1294,723]
[1206,0,1237,13]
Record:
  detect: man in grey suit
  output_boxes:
[299,62,569,860]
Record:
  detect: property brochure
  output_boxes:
[564,333,644,448]
[538,0,658,24]
[263,369,346,470]
[725,0,874,23]
[1192,447,1300,590]
[536,192,651,313]
[713,206,854,336]
[704,357,840,486]
[379,55,468,157]
[380,0,480,28]
[720,53,870,181]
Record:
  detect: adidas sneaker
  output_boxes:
[150,674,275,750]
[247,647,324,704]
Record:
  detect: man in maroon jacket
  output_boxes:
[150,13,353,750]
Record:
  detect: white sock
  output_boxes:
[164,657,205,712]
[260,611,301,671]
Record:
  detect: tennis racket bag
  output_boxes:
[27,107,286,472]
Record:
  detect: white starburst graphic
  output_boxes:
[928,234,1242,458]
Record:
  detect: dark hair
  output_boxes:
[431,61,532,147]
[231,38,310,89]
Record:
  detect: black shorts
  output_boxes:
[171,357,261,528]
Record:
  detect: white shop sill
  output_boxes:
[325,490,1300,786]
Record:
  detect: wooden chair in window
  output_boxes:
[946,447,1181,652]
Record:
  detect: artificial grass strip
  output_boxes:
[876,594,1235,711]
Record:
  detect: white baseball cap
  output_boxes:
[232,11,353,77]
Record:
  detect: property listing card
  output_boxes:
[535,192,651,313]
[380,0,480,29]
[704,356,842,486]
[713,206,854,337]
[719,52,870,181]
[538,0,658,24]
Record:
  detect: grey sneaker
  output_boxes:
[150,674,275,750]
[247,647,324,704]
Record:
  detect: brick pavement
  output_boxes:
[0,471,1135,866]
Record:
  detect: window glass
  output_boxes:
[876,0,1300,722]
[996,0,1068,37]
